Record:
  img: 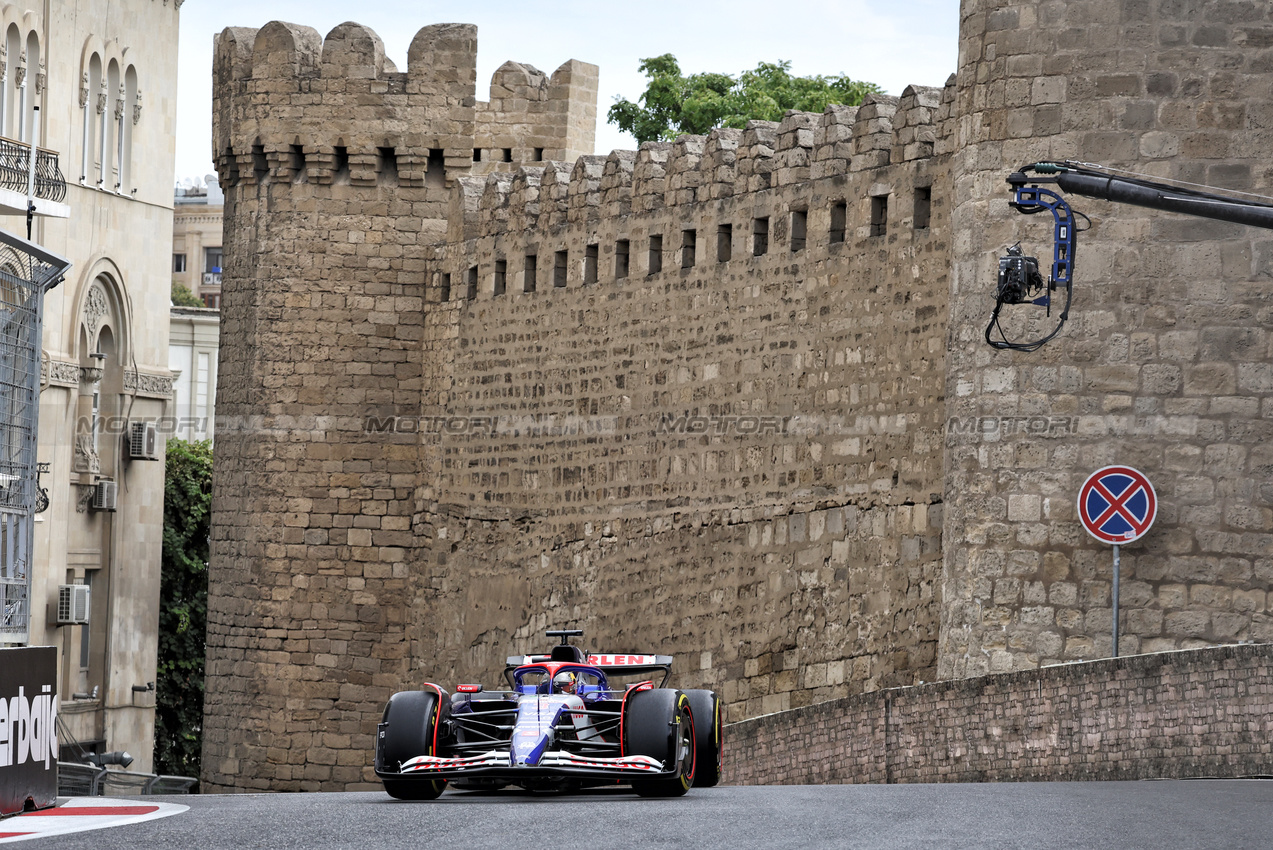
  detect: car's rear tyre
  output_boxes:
[381,690,447,801]
[684,689,723,787]
[623,689,695,797]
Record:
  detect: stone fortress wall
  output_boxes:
[204,0,1273,792]
[421,84,954,702]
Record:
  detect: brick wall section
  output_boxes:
[726,644,1273,784]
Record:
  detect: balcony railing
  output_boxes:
[0,137,66,204]
[202,272,222,287]
[0,231,73,646]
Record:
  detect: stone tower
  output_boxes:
[203,20,597,791]
[942,0,1273,676]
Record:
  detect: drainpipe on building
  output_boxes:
[25,93,37,240]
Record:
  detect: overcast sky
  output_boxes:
[175,0,959,183]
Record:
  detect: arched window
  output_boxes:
[22,31,39,145]
[104,59,119,191]
[74,274,126,476]
[3,25,20,140]
[0,262,19,313]
[122,65,137,192]
[83,53,102,184]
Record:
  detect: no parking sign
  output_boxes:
[1076,465,1156,658]
[1078,465,1157,544]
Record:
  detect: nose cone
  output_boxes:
[511,698,554,766]
[511,727,550,766]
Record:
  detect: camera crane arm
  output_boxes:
[1022,164,1273,230]
[988,162,1273,351]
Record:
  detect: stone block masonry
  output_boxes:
[206,17,953,792]
[726,644,1273,784]
[206,0,1273,793]
[424,92,955,722]
[942,0,1273,680]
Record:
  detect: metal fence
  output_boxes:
[0,232,69,645]
[56,764,198,797]
[0,138,66,204]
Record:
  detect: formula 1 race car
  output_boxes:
[373,630,723,799]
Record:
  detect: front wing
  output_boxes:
[375,748,672,783]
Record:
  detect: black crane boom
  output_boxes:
[989,162,1273,351]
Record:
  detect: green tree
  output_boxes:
[154,438,213,782]
[171,281,202,307]
[608,55,883,144]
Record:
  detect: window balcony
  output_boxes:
[0,137,69,218]
[202,272,222,287]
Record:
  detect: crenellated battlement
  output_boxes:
[601,150,636,216]
[212,19,948,251]
[211,20,597,197]
[568,155,606,224]
[701,128,741,200]
[448,80,955,248]
[632,141,671,212]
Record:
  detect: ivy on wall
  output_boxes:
[155,438,212,781]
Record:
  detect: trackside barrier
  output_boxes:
[100,770,151,796]
[56,764,197,796]
[147,775,199,794]
[55,763,106,797]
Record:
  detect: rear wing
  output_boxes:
[504,653,674,687]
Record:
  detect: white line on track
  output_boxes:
[0,797,188,843]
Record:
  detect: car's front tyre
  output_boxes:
[623,689,696,797]
[380,690,447,800]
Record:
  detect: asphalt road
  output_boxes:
[13,781,1273,850]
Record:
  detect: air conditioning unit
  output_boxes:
[57,584,91,625]
[128,421,160,461]
[91,479,117,512]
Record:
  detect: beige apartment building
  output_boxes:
[168,304,218,444]
[0,1,180,773]
[173,176,222,308]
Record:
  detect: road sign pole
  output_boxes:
[1078,465,1156,660]
[1112,544,1120,658]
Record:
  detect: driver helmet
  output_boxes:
[553,671,578,694]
